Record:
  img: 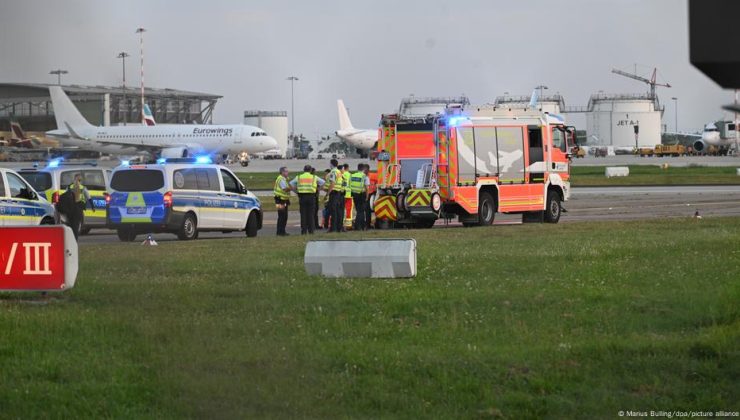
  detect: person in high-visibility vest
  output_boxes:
[321,168,332,230]
[342,163,354,229]
[349,163,368,230]
[273,167,291,236]
[66,173,95,240]
[289,165,325,234]
[326,158,344,233]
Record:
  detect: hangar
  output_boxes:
[0,83,222,132]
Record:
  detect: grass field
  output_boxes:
[1,219,738,418]
[239,166,740,191]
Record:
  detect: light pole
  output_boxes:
[49,69,68,85]
[117,52,130,125]
[286,76,299,143]
[671,97,678,132]
[136,27,146,124]
[535,84,548,99]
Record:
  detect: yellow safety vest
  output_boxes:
[274,175,290,200]
[296,172,318,194]
[343,171,352,198]
[349,172,366,194]
[331,168,344,193]
[68,183,87,203]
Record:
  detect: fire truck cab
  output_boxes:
[373,105,575,227]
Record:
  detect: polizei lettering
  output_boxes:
[193,127,233,136]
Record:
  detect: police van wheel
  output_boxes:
[544,191,561,224]
[117,228,137,242]
[178,213,198,240]
[245,213,258,237]
[477,192,496,226]
[41,217,55,225]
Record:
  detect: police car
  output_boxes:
[0,167,57,226]
[18,160,111,234]
[106,157,262,242]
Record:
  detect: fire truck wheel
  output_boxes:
[477,192,496,226]
[544,191,561,223]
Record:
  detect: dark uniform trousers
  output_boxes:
[68,202,85,240]
[275,198,289,235]
[298,193,316,234]
[353,194,367,230]
[329,191,344,232]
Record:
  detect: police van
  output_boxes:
[18,161,110,234]
[106,158,262,241]
[0,167,57,226]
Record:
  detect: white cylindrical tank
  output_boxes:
[243,110,288,157]
[586,94,663,147]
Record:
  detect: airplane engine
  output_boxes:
[693,139,708,153]
[160,147,190,158]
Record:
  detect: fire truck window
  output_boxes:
[400,159,432,186]
[552,128,567,152]
[527,127,543,164]
[473,127,498,175]
[456,127,476,183]
[495,127,525,183]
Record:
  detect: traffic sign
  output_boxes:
[0,226,78,291]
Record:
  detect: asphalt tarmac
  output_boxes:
[76,185,740,244]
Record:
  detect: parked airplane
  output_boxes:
[45,86,278,158]
[143,104,156,126]
[666,121,737,153]
[9,121,41,148]
[335,99,377,151]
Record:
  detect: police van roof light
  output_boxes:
[156,158,167,164]
[47,158,62,168]
[195,156,212,164]
[121,160,130,166]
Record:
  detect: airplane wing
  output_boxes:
[663,131,702,139]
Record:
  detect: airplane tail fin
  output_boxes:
[143,104,156,126]
[528,89,539,108]
[48,86,93,131]
[10,121,25,140]
[337,99,354,130]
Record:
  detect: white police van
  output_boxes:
[106,158,262,241]
[18,160,111,234]
[0,167,57,226]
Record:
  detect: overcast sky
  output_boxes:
[0,0,733,135]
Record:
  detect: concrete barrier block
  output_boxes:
[605,167,629,178]
[305,239,416,278]
[736,168,740,176]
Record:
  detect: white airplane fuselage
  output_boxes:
[47,124,276,155]
[335,128,377,150]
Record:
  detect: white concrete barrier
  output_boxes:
[736,168,740,176]
[305,239,416,278]
[605,167,629,178]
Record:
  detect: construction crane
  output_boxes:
[611,67,671,99]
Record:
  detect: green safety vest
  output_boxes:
[343,171,352,198]
[68,183,87,203]
[331,168,344,193]
[349,171,366,194]
[274,175,290,200]
[296,172,318,194]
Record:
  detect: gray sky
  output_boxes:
[0,0,733,135]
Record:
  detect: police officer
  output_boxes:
[342,163,352,230]
[363,164,373,228]
[327,159,344,232]
[67,173,94,240]
[290,165,325,234]
[349,163,368,230]
[273,167,291,236]
[310,166,321,230]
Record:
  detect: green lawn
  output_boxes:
[570,165,740,186]
[1,219,738,418]
[241,166,740,192]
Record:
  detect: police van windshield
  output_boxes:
[19,172,52,191]
[111,170,165,192]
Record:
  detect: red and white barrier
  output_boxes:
[0,226,78,292]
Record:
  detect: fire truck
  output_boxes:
[373,105,575,227]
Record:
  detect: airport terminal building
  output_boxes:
[0,83,221,132]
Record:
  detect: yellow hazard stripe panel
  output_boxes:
[374,196,397,221]
[407,189,431,207]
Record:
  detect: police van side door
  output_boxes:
[219,168,245,229]
[0,172,7,226]
[194,168,222,229]
[4,172,42,226]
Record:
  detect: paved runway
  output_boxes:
[76,185,740,244]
